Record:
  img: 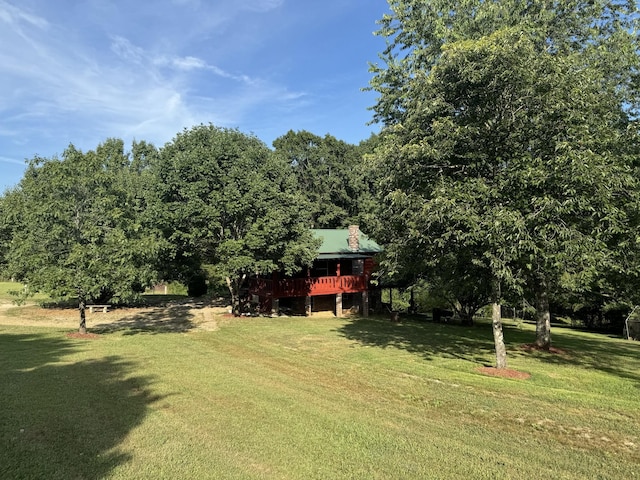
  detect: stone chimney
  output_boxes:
[348,225,360,252]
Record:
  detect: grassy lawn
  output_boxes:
[0,281,189,307]
[0,310,639,479]
[0,281,50,304]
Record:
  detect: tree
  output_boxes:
[369,1,640,358]
[152,125,319,314]
[273,130,366,228]
[5,139,166,333]
[424,253,493,326]
[0,193,13,277]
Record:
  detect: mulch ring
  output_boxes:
[478,366,531,380]
[520,343,569,355]
[66,332,101,340]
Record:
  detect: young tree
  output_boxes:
[6,139,166,333]
[153,125,319,314]
[369,1,640,356]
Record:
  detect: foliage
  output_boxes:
[4,139,166,332]
[0,194,10,276]
[152,125,320,313]
[421,253,492,324]
[368,0,640,349]
[273,130,370,228]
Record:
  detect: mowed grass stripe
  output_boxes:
[0,314,639,479]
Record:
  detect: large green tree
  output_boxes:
[0,193,12,276]
[369,0,640,357]
[153,125,319,314]
[5,139,165,333]
[273,130,367,228]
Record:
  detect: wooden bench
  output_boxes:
[88,305,110,313]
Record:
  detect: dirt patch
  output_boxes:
[520,343,569,355]
[66,332,101,339]
[478,366,531,380]
[0,299,230,334]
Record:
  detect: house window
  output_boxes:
[352,259,364,276]
[311,260,330,277]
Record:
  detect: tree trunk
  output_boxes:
[459,303,475,326]
[534,275,552,350]
[78,297,87,334]
[226,274,248,316]
[225,277,240,316]
[492,302,507,369]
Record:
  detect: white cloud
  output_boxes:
[0,155,25,166]
[243,0,284,13]
[0,0,320,179]
[110,36,145,64]
[0,1,48,29]
[2,9,288,133]
[171,56,207,71]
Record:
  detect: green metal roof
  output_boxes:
[311,228,383,258]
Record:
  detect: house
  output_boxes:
[249,225,382,317]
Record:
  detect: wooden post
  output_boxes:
[272,298,279,316]
[362,291,369,318]
[335,293,343,318]
[305,296,312,317]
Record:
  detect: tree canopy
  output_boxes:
[152,125,320,314]
[4,139,166,333]
[272,130,368,228]
[369,0,640,352]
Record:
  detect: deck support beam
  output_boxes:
[362,291,369,318]
[305,296,312,317]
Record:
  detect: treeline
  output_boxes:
[0,127,377,332]
[1,118,637,340]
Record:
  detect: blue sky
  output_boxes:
[0,0,390,191]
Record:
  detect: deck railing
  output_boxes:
[250,275,366,298]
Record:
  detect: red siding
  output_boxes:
[250,274,367,298]
[250,256,377,300]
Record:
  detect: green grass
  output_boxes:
[1,314,639,479]
[0,281,190,308]
[0,281,52,304]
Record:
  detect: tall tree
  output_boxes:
[153,125,319,314]
[369,0,640,354]
[5,139,165,333]
[0,193,12,276]
[273,130,365,228]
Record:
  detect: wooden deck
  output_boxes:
[250,275,367,298]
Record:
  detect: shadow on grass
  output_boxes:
[39,295,192,310]
[336,315,511,366]
[339,315,640,383]
[510,326,640,385]
[92,303,197,335]
[0,333,163,479]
